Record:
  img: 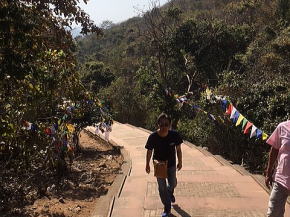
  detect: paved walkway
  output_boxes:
[88,122,290,217]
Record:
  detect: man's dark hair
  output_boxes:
[157,113,171,124]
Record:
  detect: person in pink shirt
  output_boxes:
[265,120,290,217]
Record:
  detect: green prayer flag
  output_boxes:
[241,118,248,129]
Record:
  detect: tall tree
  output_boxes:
[0,1,106,214]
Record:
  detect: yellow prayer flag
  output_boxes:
[206,88,212,95]
[67,124,75,133]
[236,115,244,126]
[206,88,212,100]
[218,116,225,123]
[262,133,269,140]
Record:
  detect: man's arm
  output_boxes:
[176,144,182,171]
[265,147,279,188]
[146,149,153,174]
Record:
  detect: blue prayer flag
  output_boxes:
[221,100,228,112]
[232,111,240,123]
[256,129,263,139]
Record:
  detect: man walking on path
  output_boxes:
[265,120,290,217]
[145,113,183,217]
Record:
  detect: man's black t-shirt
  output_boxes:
[145,130,183,168]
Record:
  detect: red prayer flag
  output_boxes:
[225,104,233,115]
[45,128,52,135]
[243,122,253,134]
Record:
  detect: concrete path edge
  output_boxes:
[83,129,132,217]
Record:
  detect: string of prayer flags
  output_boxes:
[25,122,38,132]
[222,100,269,140]
[19,96,112,157]
[192,105,217,122]
[178,87,270,141]
[94,122,112,141]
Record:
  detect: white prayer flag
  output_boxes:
[105,131,110,141]
[230,107,237,119]
[250,125,257,138]
[95,126,99,135]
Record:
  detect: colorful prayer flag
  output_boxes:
[230,107,237,119]
[256,129,263,139]
[67,124,75,133]
[27,123,32,130]
[250,126,257,138]
[233,111,240,123]
[51,125,56,135]
[221,100,228,112]
[225,104,233,115]
[244,122,253,134]
[53,123,58,130]
[45,128,52,135]
[206,88,212,100]
[206,88,212,95]
[236,115,244,126]
[193,105,200,110]
[217,116,225,123]
[31,124,38,132]
[262,133,269,140]
[242,118,248,129]
[208,113,216,121]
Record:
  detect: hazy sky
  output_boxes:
[78,0,169,26]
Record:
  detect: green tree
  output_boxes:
[82,61,115,92]
[0,0,107,214]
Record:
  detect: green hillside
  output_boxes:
[76,0,290,172]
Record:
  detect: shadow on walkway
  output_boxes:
[172,204,191,217]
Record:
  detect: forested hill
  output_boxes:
[76,0,290,172]
[77,0,231,63]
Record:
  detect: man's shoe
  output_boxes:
[171,194,175,203]
[162,208,171,217]
[161,212,170,217]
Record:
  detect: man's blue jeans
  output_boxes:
[156,166,177,213]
